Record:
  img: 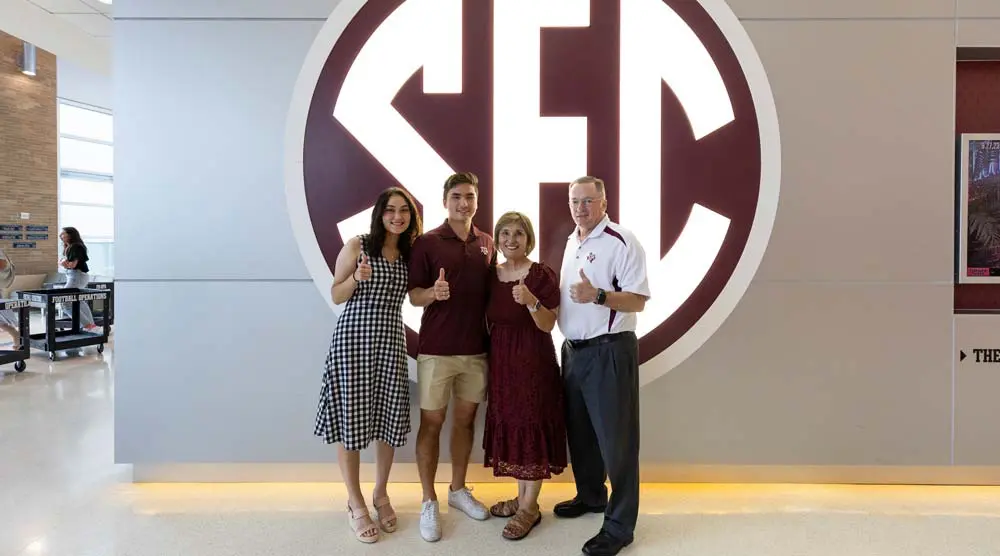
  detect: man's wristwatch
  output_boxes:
[594,288,607,306]
[528,299,542,313]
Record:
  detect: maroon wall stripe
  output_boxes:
[956,61,1000,311]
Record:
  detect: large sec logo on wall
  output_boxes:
[284,0,781,386]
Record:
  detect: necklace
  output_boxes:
[382,246,400,263]
[505,259,530,280]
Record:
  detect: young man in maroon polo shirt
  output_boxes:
[408,172,496,542]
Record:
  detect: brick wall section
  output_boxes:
[0,30,57,276]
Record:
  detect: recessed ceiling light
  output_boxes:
[97,0,111,4]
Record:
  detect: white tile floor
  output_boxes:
[2,343,1000,555]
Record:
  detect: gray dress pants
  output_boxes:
[561,331,640,543]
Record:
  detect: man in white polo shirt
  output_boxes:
[554,176,650,556]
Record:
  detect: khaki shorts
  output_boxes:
[417,353,488,410]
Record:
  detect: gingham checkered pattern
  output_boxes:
[314,234,411,451]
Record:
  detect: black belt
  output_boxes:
[565,331,635,349]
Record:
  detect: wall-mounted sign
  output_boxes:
[0,233,22,241]
[0,225,23,232]
[286,0,781,384]
[958,134,1000,282]
[25,225,48,232]
[25,234,48,241]
[959,349,1000,363]
[12,242,36,249]
[957,314,1000,367]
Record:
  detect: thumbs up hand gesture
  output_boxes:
[433,268,450,301]
[512,276,535,306]
[354,252,373,282]
[570,268,598,304]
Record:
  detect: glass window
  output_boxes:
[60,178,113,206]
[58,103,113,142]
[60,204,114,240]
[58,100,115,276]
[80,241,114,277]
[59,137,113,176]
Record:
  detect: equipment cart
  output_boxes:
[44,279,114,329]
[15,288,110,360]
[0,298,30,372]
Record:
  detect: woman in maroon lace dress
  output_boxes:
[483,211,567,540]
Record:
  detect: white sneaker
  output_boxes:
[447,485,490,521]
[419,499,442,542]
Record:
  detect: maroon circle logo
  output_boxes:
[289,0,780,376]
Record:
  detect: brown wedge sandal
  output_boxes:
[348,504,379,544]
[372,496,398,533]
[490,497,519,518]
[502,508,542,540]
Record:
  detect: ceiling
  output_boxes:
[0,0,112,74]
[25,0,111,44]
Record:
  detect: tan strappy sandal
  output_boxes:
[372,496,398,533]
[348,504,379,544]
[490,497,519,518]
[502,508,542,541]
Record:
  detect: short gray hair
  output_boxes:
[569,176,606,196]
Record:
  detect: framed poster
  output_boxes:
[958,133,1000,283]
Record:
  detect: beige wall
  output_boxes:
[115,0,1000,483]
[958,0,1000,46]
[0,30,57,276]
[640,3,958,472]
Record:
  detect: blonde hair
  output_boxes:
[493,211,536,256]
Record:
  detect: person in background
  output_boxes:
[482,211,566,540]
[58,227,97,331]
[313,186,423,544]
[0,246,21,350]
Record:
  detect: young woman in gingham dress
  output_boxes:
[314,186,422,544]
